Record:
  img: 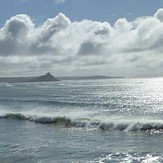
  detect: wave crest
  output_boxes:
[0,113,72,126]
[34,116,71,126]
[1,113,27,120]
[1,113,163,132]
[99,122,163,132]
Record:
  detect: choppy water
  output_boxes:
[0,78,163,162]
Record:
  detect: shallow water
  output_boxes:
[0,78,163,162]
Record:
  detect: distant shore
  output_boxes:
[0,74,123,83]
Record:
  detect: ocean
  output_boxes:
[0,78,163,163]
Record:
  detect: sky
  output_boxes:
[0,0,163,77]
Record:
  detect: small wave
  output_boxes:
[33,116,71,126]
[0,98,118,108]
[0,84,14,88]
[58,83,66,86]
[0,113,72,126]
[0,99,97,107]
[91,152,163,163]
[98,121,163,132]
[5,84,13,87]
[0,113,28,120]
[1,113,163,132]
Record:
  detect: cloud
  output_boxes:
[154,8,163,22]
[55,0,66,4]
[78,41,103,55]
[1,9,163,77]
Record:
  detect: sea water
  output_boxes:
[0,78,163,162]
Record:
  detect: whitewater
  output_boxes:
[0,78,163,162]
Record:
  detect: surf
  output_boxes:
[1,112,163,132]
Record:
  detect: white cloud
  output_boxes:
[55,0,66,4]
[1,9,163,77]
[154,8,163,21]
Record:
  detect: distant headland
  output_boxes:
[0,73,123,83]
[0,72,59,83]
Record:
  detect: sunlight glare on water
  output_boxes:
[0,78,163,162]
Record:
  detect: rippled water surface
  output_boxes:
[0,78,163,162]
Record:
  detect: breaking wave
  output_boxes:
[91,152,163,163]
[1,112,163,132]
[0,113,72,126]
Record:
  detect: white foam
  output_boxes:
[91,152,163,163]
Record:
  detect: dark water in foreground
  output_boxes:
[0,78,163,162]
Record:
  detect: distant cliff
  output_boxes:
[28,73,59,82]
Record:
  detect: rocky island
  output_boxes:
[28,72,59,82]
[0,73,59,83]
